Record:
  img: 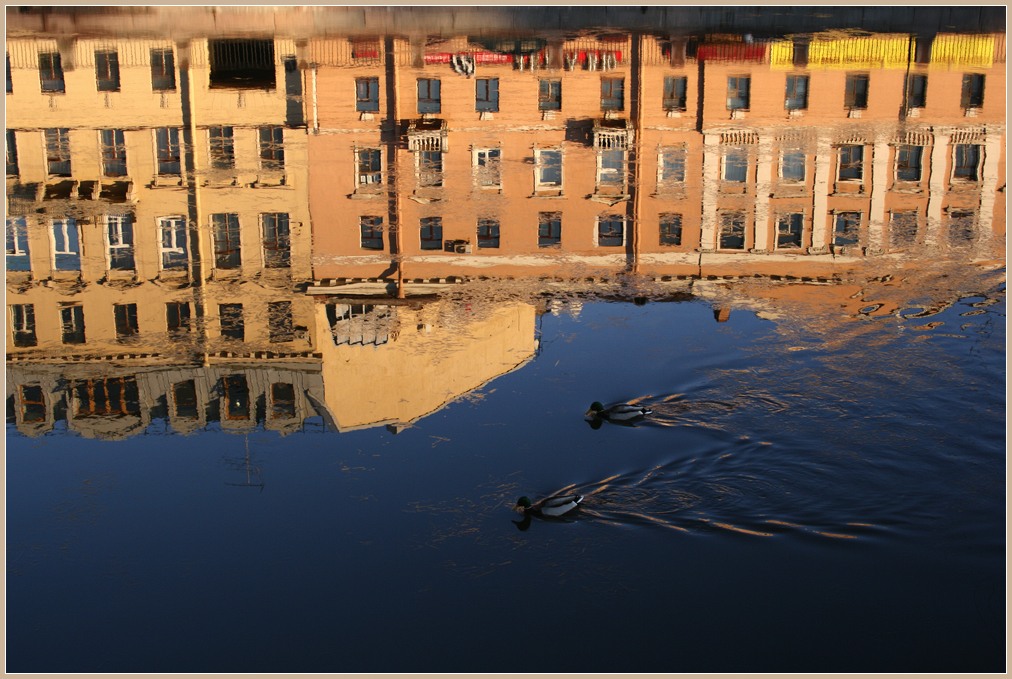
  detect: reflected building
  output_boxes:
[5,21,1006,440]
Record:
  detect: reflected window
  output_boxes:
[419,216,442,250]
[211,213,241,270]
[946,209,976,246]
[658,146,686,185]
[477,218,500,249]
[597,149,627,192]
[538,212,561,248]
[780,150,805,183]
[601,77,624,111]
[535,148,562,190]
[906,74,927,108]
[222,374,250,420]
[356,77,380,112]
[262,213,291,267]
[209,39,275,90]
[166,302,191,333]
[784,75,808,110]
[953,144,981,181]
[219,303,244,341]
[44,128,71,176]
[360,216,384,250]
[597,215,625,247]
[6,217,30,271]
[417,150,443,188]
[356,148,382,186]
[268,301,294,343]
[663,76,688,111]
[7,129,18,176]
[844,74,869,109]
[106,215,135,270]
[726,76,750,110]
[39,51,65,93]
[95,50,120,92]
[960,73,985,108]
[417,78,441,114]
[473,147,501,188]
[150,48,176,91]
[158,216,188,270]
[271,383,296,419]
[539,78,561,111]
[6,52,11,93]
[100,129,127,176]
[155,127,181,175]
[51,218,81,270]
[476,78,499,113]
[895,145,923,182]
[659,213,682,246]
[173,380,199,419]
[889,210,918,249]
[114,303,139,339]
[776,213,804,249]
[723,149,747,183]
[10,304,37,347]
[834,212,861,246]
[208,126,235,170]
[21,385,46,423]
[719,212,746,250]
[60,304,86,344]
[838,145,864,181]
[74,377,140,417]
[258,126,285,171]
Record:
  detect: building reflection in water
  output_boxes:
[5,25,1005,439]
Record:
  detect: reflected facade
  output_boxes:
[6,21,1006,439]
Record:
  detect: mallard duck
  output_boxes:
[585,401,653,422]
[515,493,584,517]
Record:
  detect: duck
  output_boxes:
[585,401,653,422]
[515,493,584,517]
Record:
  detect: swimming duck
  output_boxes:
[585,401,653,422]
[515,493,584,517]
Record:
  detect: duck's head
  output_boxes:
[515,496,533,513]
[585,402,605,419]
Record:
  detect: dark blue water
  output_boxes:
[6,282,1005,673]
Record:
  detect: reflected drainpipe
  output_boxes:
[384,35,404,299]
[629,32,643,275]
[177,40,209,363]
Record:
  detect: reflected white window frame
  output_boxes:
[105,214,135,270]
[533,147,563,192]
[779,149,806,183]
[596,148,627,193]
[50,217,81,270]
[7,216,30,257]
[722,147,748,183]
[837,144,864,182]
[952,144,983,182]
[657,145,687,186]
[472,146,502,189]
[354,147,383,189]
[157,215,188,270]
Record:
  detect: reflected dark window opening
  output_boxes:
[6,52,12,93]
[538,212,562,248]
[6,217,31,271]
[208,126,235,169]
[166,301,191,333]
[38,51,65,93]
[659,213,682,246]
[475,77,499,112]
[74,377,139,418]
[327,303,392,347]
[538,78,561,111]
[360,215,384,251]
[211,213,242,269]
[838,145,864,181]
[268,301,294,343]
[953,144,981,181]
[417,150,443,188]
[889,210,919,249]
[477,218,500,248]
[719,212,746,250]
[600,76,624,111]
[597,149,627,193]
[356,148,382,186]
[780,150,805,182]
[419,216,442,250]
[906,73,927,108]
[262,212,291,267]
[597,215,625,246]
[10,303,37,347]
[222,374,250,420]
[258,126,285,171]
[114,303,139,339]
[21,385,47,423]
[834,211,861,246]
[7,129,19,176]
[271,383,296,419]
[155,127,181,175]
[417,78,441,114]
[356,77,380,112]
[52,218,81,270]
[726,75,750,110]
[784,74,808,110]
[60,304,86,344]
[723,149,747,182]
[100,129,127,176]
[947,209,976,246]
[658,146,686,184]
[150,48,176,91]
[844,73,869,109]
[219,303,245,341]
[95,50,120,92]
[960,73,985,108]
[209,39,276,90]
[173,380,199,419]
[895,145,923,182]
[777,213,804,249]
[45,127,71,176]
[663,75,688,111]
